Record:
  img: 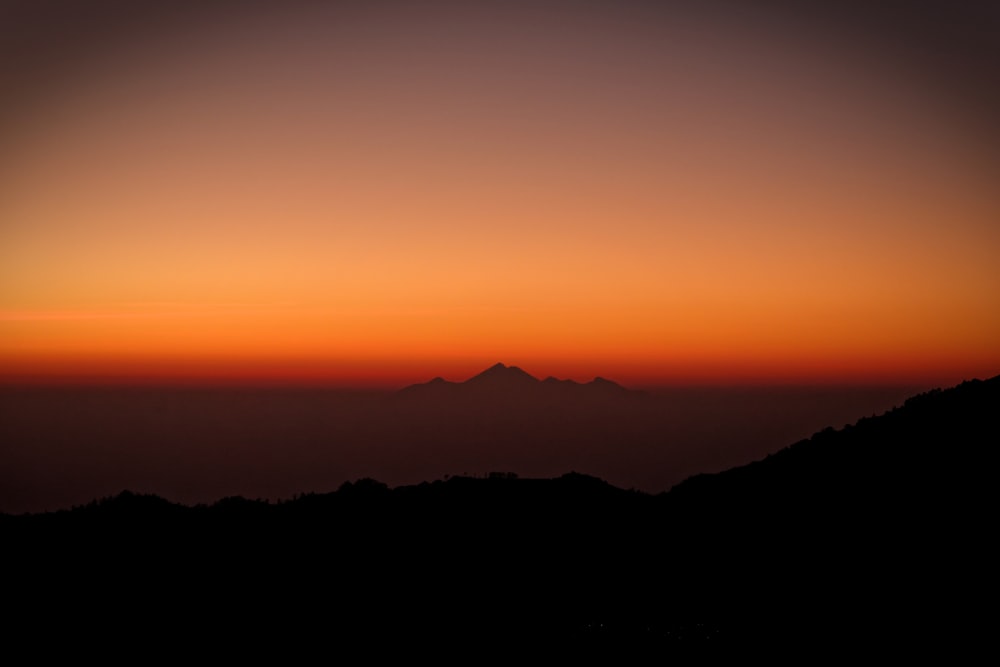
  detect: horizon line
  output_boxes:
[0,371,978,392]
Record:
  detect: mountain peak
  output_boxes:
[464,363,539,386]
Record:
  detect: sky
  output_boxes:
[2,0,998,388]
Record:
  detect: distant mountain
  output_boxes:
[396,362,641,402]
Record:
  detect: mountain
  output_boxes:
[658,374,998,643]
[396,362,641,402]
[668,374,998,512]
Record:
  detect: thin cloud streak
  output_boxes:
[0,302,298,321]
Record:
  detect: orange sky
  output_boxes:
[2,2,999,387]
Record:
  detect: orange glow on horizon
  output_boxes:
[2,3,998,389]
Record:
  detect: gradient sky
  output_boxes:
[2,0,998,387]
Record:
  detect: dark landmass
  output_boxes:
[4,374,996,651]
[0,364,926,513]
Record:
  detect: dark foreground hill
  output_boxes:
[4,375,997,652]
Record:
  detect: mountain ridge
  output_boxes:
[8,373,995,515]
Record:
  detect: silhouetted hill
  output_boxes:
[659,375,998,645]
[1,382,918,514]
[4,374,996,652]
[669,375,998,513]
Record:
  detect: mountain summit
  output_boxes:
[464,362,540,388]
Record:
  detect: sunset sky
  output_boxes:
[2,0,998,387]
